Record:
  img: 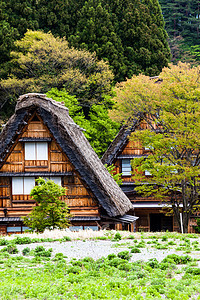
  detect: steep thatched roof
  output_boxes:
[101,117,141,165]
[0,93,133,217]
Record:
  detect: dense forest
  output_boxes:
[1,0,200,156]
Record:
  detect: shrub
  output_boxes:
[61,236,71,242]
[22,247,30,256]
[13,237,32,244]
[114,232,122,241]
[148,258,159,269]
[67,266,81,274]
[186,268,200,275]
[2,244,18,254]
[107,253,117,260]
[34,246,52,257]
[162,254,192,264]
[131,248,141,253]
[117,251,131,261]
[0,239,9,246]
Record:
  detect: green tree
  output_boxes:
[47,88,120,157]
[159,0,200,45]
[23,178,71,233]
[0,0,170,83]
[69,0,170,80]
[69,0,126,82]
[105,164,123,186]
[113,62,200,233]
[0,30,113,120]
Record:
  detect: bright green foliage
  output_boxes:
[47,88,120,157]
[23,178,71,233]
[0,30,113,121]
[114,62,200,233]
[105,164,123,186]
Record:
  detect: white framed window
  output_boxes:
[25,142,48,160]
[145,170,152,176]
[12,177,35,195]
[122,159,131,176]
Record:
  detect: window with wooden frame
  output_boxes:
[25,142,48,160]
[12,177,35,195]
[122,159,132,176]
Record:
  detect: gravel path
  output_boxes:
[14,239,200,263]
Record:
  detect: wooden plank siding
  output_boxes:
[0,116,100,219]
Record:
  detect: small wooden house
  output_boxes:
[0,93,137,235]
[102,118,181,232]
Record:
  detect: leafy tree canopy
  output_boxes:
[0,30,114,120]
[23,178,71,233]
[69,0,170,81]
[0,0,170,83]
[113,62,200,232]
[47,88,120,157]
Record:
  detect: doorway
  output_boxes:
[150,214,173,232]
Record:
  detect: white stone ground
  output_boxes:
[13,239,200,263]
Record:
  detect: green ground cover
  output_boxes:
[0,232,200,299]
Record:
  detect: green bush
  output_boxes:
[0,239,9,246]
[2,244,18,254]
[186,267,200,275]
[131,248,141,253]
[148,258,159,269]
[61,236,71,242]
[22,247,30,256]
[114,232,122,241]
[13,237,32,244]
[34,246,52,257]
[162,254,192,265]
[117,251,131,261]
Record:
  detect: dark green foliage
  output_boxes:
[186,267,200,275]
[159,0,200,63]
[22,247,30,256]
[159,0,200,46]
[13,237,32,245]
[117,250,131,260]
[162,254,192,264]
[69,0,170,81]
[193,218,200,233]
[1,244,18,254]
[34,246,52,257]
[0,0,170,84]
[113,232,122,241]
[148,258,159,268]
[130,247,141,253]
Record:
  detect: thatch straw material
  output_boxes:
[0,93,133,217]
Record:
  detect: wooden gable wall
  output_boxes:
[0,115,99,218]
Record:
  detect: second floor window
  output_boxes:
[25,142,48,160]
[12,177,35,195]
[122,159,131,176]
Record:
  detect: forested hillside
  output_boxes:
[0,0,170,82]
[0,0,170,156]
[159,0,200,62]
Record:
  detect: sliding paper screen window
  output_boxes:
[25,142,48,160]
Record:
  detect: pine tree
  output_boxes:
[159,0,200,46]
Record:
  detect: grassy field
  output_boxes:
[0,231,200,299]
